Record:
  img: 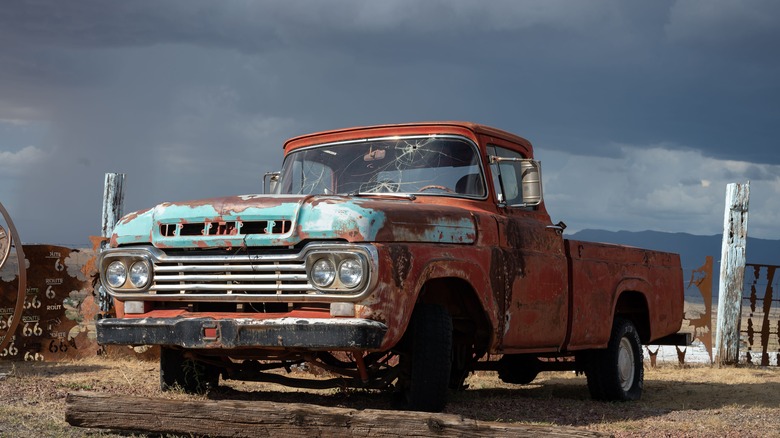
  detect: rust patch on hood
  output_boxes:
[170,194,307,215]
[373,201,477,243]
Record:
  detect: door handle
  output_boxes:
[546,221,567,234]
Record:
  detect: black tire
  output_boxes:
[585,318,644,401]
[160,347,218,394]
[497,355,541,385]
[405,304,453,412]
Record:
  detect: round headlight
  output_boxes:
[129,261,150,288]
[311,258,336,288]
[106,261,127,288]
[339,259,363,288]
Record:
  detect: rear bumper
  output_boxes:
[650,332,692,346]
[96,316,388,350]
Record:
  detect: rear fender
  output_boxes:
[612,278,652,343]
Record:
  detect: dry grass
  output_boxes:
[456,367,780,437]
[2,356,780,437]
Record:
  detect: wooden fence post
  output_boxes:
[714,182,750,365]
[101,173,126,243]
[98,173,125,312]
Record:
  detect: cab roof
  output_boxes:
[283,121,533,154]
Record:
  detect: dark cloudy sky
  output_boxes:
[1,0,779,245]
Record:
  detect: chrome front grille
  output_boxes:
[152,259,313,294]
[149,251,316,300]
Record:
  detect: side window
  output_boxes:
[488,145,525,206]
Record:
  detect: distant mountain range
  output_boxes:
[569,229,779,299]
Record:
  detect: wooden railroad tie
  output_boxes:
[65,392,610,437]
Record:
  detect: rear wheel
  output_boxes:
[160,347,219,394]
[586,318,643,401]
[402,304,453,412]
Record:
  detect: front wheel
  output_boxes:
[585,318,644,401]
[401,304,453,412]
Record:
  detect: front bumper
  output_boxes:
[96,317,388,350]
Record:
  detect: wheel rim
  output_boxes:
[618,337,635,392]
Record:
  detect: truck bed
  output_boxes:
[564,239,684,350]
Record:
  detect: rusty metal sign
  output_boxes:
[687,256,714,363]
[0,202,26,355]
[0,237,101,361]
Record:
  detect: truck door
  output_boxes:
[488,144,569,351]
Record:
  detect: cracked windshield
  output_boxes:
[279,137,485,197]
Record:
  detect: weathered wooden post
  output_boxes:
[101,173,126,244]
[714,182,750,365]
[99,173,125,312]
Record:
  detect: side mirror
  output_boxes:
[263,172,280,194]
[519,160,542,206]
[489,156,543,207]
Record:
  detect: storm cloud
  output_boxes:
[0,1,778,244]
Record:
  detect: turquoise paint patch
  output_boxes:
[113,196,385,248]
[112,195,473,249]
[296,199,386,241]
[155,203,220,224]
[113,209,154,246]
[149,199,307,248]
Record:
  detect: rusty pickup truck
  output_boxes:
[96,122,685,412]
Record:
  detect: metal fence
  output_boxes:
[742,264,780,366]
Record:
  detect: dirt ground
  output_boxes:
[1,355,779,438]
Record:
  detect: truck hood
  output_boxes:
[111,195,477,249]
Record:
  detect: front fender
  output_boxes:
[358,244,496,351]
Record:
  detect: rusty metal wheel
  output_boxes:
[0,225,10,268]
[0,202,26,355]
